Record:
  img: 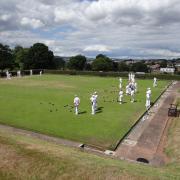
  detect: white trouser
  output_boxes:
[119,96,123,104]
[7,74,11,80]
[75,106,78,115]
[146,99,150,109]
[91,103,96,115]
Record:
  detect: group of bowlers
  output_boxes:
[5,70,157,115]
[6,70,42,79]
[74,73,158,115]
[73,92,98,115]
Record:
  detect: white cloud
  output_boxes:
[1,0,180,58]
[0,14,11,21]
[84,45,111,52]
[21,17,44,29]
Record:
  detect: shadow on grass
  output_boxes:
[79,111,87,114]
[96,107,104,114]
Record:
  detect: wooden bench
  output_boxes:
[168,104,178,117]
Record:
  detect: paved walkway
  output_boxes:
[115,81,180,166]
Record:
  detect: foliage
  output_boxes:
[92,54,114,71]
[118,62,129,72]
[160,60,167,68]
[0,43,13,71]
[24,43,55,69]
[130,62,149,72]
[54,56,65,70]
[13,45,29,70]
[67,55,87,70]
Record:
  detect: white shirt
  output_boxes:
[90,96,96,105]
[74,97,80,106]
[119,90,123,96]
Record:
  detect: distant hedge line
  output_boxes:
[44,70,180,80]
[1,69,179,80]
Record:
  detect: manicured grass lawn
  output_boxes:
[0,74,169,150]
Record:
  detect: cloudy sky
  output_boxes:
[0,0,180,58]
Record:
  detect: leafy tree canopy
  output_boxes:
[92,55,114,71]
[25,43,54,69]
[0,43,13,71]
[67,55,86,70]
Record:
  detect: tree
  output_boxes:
[54,56,66,70]
[160,60,167,68]
[92,55,114,71]
[0,43,13,72]
[130,62,149,72]
[118,62,129,72]
[25,43,55,69]
[112,61,118,71]
[67,55,86,70]
[96,54,106,59]
[85,63,92,71]
[13,45,29,70]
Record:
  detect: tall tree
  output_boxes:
[67,55,86,70]
[13,45,29,70]
[92,55,113,71]
[0,43,13,72]
[25,43,55,69]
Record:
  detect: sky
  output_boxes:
[0,0,180,59]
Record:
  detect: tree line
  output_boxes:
[0,42,150,72]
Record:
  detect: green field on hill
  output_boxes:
[0,74,169,150]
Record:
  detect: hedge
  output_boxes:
[44,70,180,80]
[1,69,179,80]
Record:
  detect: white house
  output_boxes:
[160,67,175,74]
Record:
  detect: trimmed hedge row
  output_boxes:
[44,70,180,80]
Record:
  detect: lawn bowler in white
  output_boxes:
[40,71,42,76]
[94,92,98,110]
[17,70,21,77]
[119,89,123,104]
[153,77,157,87]
[6,70,11,80]
[134,82,138,93]
[73,95,80,115]
[145,88,151,110]
[30,70,33,76]
[119,77,122,89]
[90,94,96,115]
[128,73,131,81]
[130,88,135,103]
[132,73,135,83]
[119,77,122,83]
[126,84,130,95]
